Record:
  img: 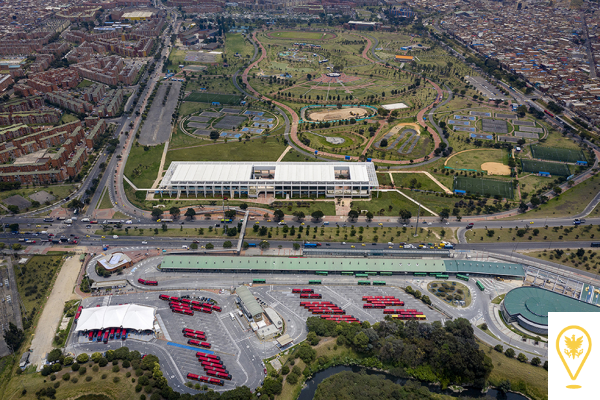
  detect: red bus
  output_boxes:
[115,328,121,339]
[138,278,145,284]
[301,289,314,293]
[309,294,322,299]
[188,339,202,347]
[200,342,211,349]
[205,366,228,374]
[201,303,212,308]
[109,328,115,339]
[184,332,206,340]
[145,280,158,286]
[159,294,170,301]
[88,331,94,340]
[103,330,109,343]
[206,370,218,377]
[205,353,220,361]
[187,329,205,336]
[200,357,222,365]
[174,308,194,315]
[191,305,204,312]
[187,373,200,381]
[371,303,386,309]
[202,362,223,369]
[183,328,194,334]
[201,307,213,314]
[299,294,311,298]
[208,377,224,386]
[292,289,302,293]
[170,296,180,301]
[216,372,232,380]
[191,300,202,306]
[212,305,222,312]
[198,357,210,363]
[199,376,210,383]
[180,298,191,304]
[363,304,374,309]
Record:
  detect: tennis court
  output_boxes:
[496,113,517,119]
[470,111,491,117]
[189,116,211,122]
[184,92,242,104]
[470,133,493,140]
[482,119,508,134]
[513,120,535,127]
[521,160,570,176]
[187,122,209,129]
[454,126,476,132]
[244,110,264,116]
[453,176,514,198]
[530,145,585,163]
[214,115,247,130]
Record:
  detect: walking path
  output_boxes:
[388,170,452,194]
[379,189,439,216]
[276,145,293,162]
[147,140,170,200]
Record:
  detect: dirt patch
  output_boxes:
[481,162,511,175]
[307,107,370,122]
[29,255,82,369]
[385,122,421,136]
[313,73,361,83]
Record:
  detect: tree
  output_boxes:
[494,344,503,353]
[498,379,511,393]
[273,209,284,221]
[209,130,219,140]
[47,349,62,363]
[530,196,540,207]
[8,223,18,232]
[311,210,324,221]
[12,243,22,251]
[517,353,528,363]
[553,186,562,195]
[531,357,541,366]
[151,208,163,220]
[76,353,89,364]
[7,205,19,214]
[205,243,214,249]
[240,203,248,210]
[185,208,196,219]
[348,210,359,221]
[68,199,84,210]
[224,210,236,219]
[293,211,305,221]
[518,202,528,213]
[259,241,270,250]
[439,208,450,221]
[223,241,233,248]
[398,209,412,222]
[190,243,198,250]
[480,323,488,330]
[169,207,180,218]
[3,322,25,352]
[504,348,515,358]
[365,211,373,221]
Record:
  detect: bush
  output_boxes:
[138,375,150,386]
[92,365,99,372]
[286,373,299,385]
[113,376,121,383]
[71,377,78,383]
[79,366,87,375]
[53,381,60,389]
[281,365,289,375]
[504,348,515,358]
[91,352,102,363]
[112,360,119,366]
[101,374,108,380]
[71,363,80,371]
[517,353,528,363]
[50,374,56,381]
[150,393,161,400]
[292,366,301,376]
[62,373,70,381]
[86,376,92,382]
[63,356,74,366]
[112,365,120,373]
[126,372,132,378]
[76,353,89,364]
[41,365,53,376]
[135,384,143,393]
[531,357,541,367]
[140,395,146,400]
[99,358,108,367]
[123,360,131,368]
[48,349,62,363]
[135,368,144,377]
[481,323,488,330]
[51,363,62,373]
[144,385,153,393]
[494,344,503,352]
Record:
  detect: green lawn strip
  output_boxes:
[164,136,287,166]
[95,227,237,239]
[391,173,445,192]
[350,191,435,217]
[520,249,600,276]
[225,32,255,59]
[124,142,165,189]
[497,310,547,342]
[279,149,321,162]
[245,225,449,244]
[491,294,505,304]
[76,79,95,88]
[15,255,64,317]
[112,211,130,220]
[59,113,80,124]
[478,339,548,400]
[170,126,206,149]
[466,223,600,243]
[477,325,500,341]
[0,185,75,208]
[501,174,600,220]
[178,101,210,117]
[97,187,112,210]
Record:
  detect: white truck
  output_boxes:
[64,219,73,224]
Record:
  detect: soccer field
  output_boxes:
[521,160,570,176]
[530,145,585,163]
[184,92,242,105]
[453,176,514,199]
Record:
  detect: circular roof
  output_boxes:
[504,286,600,326]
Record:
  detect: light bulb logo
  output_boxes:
[556,325,592,389]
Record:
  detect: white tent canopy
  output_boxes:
[76,304,155,332]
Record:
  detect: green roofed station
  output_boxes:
[502,286,600,334]
[159,256,525,278]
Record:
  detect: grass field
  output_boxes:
[269,30,333,40]
[179,101,210,117]
[0,184,75,213]
[530,145,585,163]
[466,223,600,244]
[95,227,235,239]
[350,191,435,217]
[391,173,447,192]
[521,159,570,176]
[427,280,471,307]
[97,187,112,209]
[446,149,506,172]
[522,249,600,276]
[453,176,514,198]
[165,136,288,166]
[184,92,242,104]
[124,143,165,189]
[76,79,95,88]
[59,113,80,124]
[224,33,254,59]
[15,255,63,316]
[479,340,548,400]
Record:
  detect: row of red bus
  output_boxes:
[292,289,314,294]
[363,297,404,306]
[188,339,212,349]
[300,301,344,314]
[389,314,426,320]
[362,296,398,301]
[383,309,419,314]
[186,373,223,386]
[87,327,128,342]
[160,294,222,312]
[138,278,158,286]
[196,352,232,380]
[183,328,207,342]
[320,315,360,323]
[299,293,322,299]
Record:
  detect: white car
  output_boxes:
[142,241,148,244]
[113,235,119,239]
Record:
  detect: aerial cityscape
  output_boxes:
[1,0,598,398]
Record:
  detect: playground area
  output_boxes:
[302,105,376,123]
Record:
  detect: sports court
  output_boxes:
[481,119,508,134]
[184,51,216,63]
[518,126,543,133]
[253,123,274,128]
[189,116,211,123]
[513,120,535,127]
[453,126,476,132]
[200,111,222,118]
[448,120,471,126]
[188,122,209,129]
[220,132,242,138]
[454,115,476,121]
[496,113,517,119]
[530,145,585,163]
[453,176,514,198]
[253,117,273,123]
[497,135,520,143]
[521,159,570,176]
[221,108,241,114]
[214,115,247,130]
[240,127,264,134]
[470,111,491,117]
[244,110,264,116]
[192,129,212,136]
[514,131,538,139]
[470,133,493,140]
[185,92,241,105]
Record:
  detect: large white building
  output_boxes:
[158,162,379,199]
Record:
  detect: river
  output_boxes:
[297,365,529,400]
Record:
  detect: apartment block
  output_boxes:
[45,91,93,114]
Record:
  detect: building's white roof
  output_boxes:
[381,103,408,110]
[75,304,155,332]
[97,252,131,271]
[122,11,153,18]
[161,162,379,187]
